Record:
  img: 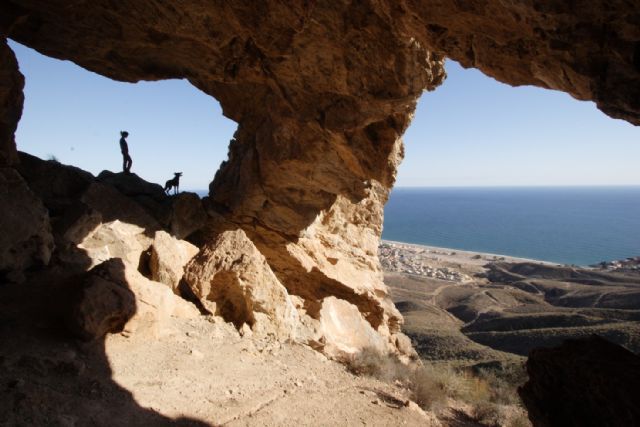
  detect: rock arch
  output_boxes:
[1,1,638,354]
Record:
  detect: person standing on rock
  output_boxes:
[119,131,132,174]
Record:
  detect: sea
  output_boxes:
[194,186,640,266]
[382,187,640,266]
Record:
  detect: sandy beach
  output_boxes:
[379,239,558,282]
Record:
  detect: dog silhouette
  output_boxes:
[164,172,182,195]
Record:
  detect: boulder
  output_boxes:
[97,170,165,201]
[95,170,174,227]
[519,335,640,427]
[68,257,199,341]
[0,167,54,282]
[183,228,298,340]
[67,258,136,341]
[57,202,102,246]
[77,220,151,269]
[52,201,104,270]
[168,192,207,239]
[149,230,199,293]
[318,296,387,361]
[17,152,94,215]
[80,181,160,231]
[120,259,200,337]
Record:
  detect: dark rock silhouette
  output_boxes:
[519,335,640,427]
[97,170,165,201]
[0,257,210,426]
[0,152,209,425]
[167,192,207,240]
[67,258,137,341]
[0,167,54,283]
[0,39,23,166]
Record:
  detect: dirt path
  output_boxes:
[0,279,441,427]
[106,315,438,426]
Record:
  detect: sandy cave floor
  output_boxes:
[0,275,438,427]
[105,316,435,426]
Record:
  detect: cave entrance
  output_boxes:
[10,41,236,195]
[384,60,640,266]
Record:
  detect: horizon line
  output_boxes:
[392,184,640,189]
[183,184,640,193]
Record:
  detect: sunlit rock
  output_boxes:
[184,228,298,341]
[149,230,199,294]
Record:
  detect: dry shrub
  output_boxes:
[346,348,447,409]
[409,365,448,410]
[346,347,410,382]
[472,362,528,406]
[471,401,501,426]
[346,347,531,423]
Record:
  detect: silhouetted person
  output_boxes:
[119,131,132,173]
[164,172,182,195]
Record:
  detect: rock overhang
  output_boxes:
[1,1,638,356]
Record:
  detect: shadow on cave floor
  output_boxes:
[0,265,211,426]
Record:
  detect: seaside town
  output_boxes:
[380,241,640,280]
[594,256,640,272]
[378,241,474,282]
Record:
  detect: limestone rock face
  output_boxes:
[18,152,94,213]
[67,258,136,341]
[0,167,54,281]
[77,220,151,270]
[168,192,207,240]
[519,335,640,427]
[184,229,298,340]
[318,296,387,360]
[405,1,640,125]
[1,2,639,354]
[0,39,22,167]
[2,3,638,125]
[119,258,200,338]
[149,230,199,293]
[69,257,199,340]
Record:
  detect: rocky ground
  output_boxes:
[0,278,436,426]
[0,154,480,426]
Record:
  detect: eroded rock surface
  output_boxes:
[167,192,207,239]
[67,258,137,341]
[184,228,298,340]
[149,230,199,293]
[0,38,22,166]
[0,167,54,282]
[318,296,387,360]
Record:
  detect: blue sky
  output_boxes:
[10,41,640,190]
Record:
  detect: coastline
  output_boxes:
[381,239,560,267]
